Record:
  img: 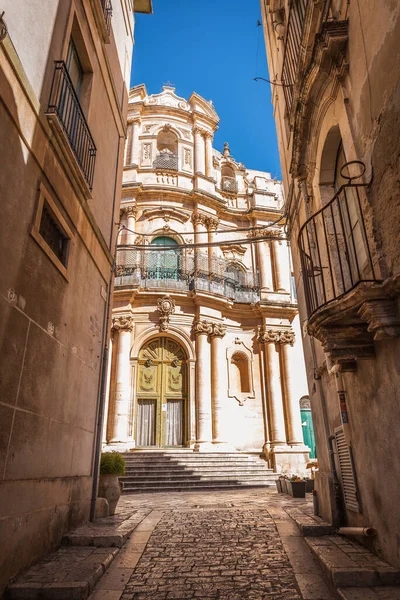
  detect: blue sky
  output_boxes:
[131,0,281,178]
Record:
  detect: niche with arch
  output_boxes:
[227,339,255,405]
[153,126,179,170]
[221,163,238,193]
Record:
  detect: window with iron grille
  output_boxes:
[39,203,70,267]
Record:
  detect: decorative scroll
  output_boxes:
[257,326,295,345]
[111,315,134,332]
[192,319,213,335]
[210,323,227,338]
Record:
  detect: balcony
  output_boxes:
[281,0,309,114]
[114,247,260,304]
[46,62,96,195]
[91,0,113,42]
[298,177,400,364]
[153,151,178,171]
[221,176,238,194]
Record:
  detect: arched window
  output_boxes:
[153,128,178,170]
[147,236,181,281]
[221,163,237,193]
[230,352,251,394]
[225,262,245,290]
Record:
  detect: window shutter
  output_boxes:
[335,427,360,513]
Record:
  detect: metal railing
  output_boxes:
[100,0,113,35]
[153,152,178,171]
[115,247,260,303]
[281,0,308,113]
[221,176,238,194]
[298,172,378,317]
[47,61,96,190]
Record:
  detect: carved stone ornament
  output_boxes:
[205,216,220,231]
[112,315,134,332]
[210,323,227,338]
[192,319,213,336]
[157,295,175,332]
[120,205,136,219]
[257,326,295,345]
[191,211,207,226]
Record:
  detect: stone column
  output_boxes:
[102,336,113,443]
[204,132,213,178]
[210,323,227,444]
[109,315,134,444]
[279,330,304,445]
[192,211,207,277]
[257,237,273,291]
[192,319,213,449]
[257,327,287,446]
[120,205,136,245]
[206,216,219,275]
[130,118,140,166]
[272,238,291,292]
[194,128,206,175]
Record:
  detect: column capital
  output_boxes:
[203,131,213,140]
[127,117,141,126]
[192,319,213,336]
[193,126,207,136]
[112,315,134,332]
[120,205,137,219]
[191,210,207,226]
[210,323,227,338]
[205,216,219,231]
[257,326,295,345]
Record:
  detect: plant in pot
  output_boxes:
[98,452,126,516]
[286,475,306,498]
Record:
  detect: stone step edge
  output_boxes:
[337,587,400,599]
[286,509,334,537]
[122,483,275,493]
[305,537,400,589]
[6,547,119,600]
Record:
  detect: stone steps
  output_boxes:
[120,451,275,493]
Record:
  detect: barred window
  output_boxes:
[39,203,70,267]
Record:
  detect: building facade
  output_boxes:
[0,0,151,591]
[261,0,400,568]
[103,84,310,472]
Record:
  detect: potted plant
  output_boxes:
[98,452,126,516]
[286,475,306,498]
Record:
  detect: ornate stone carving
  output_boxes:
[192,319,213,335]
[143,143,151,161]
[358,299,400,340]
[112,315,134,332]
[248,227,283,240]
[191,211,207,226]
[205,216,219,231]
[257,326,295,345]
[120,205,136,219]
[210,323,227,338]
[157,295,175,331]
[184,148,191,166]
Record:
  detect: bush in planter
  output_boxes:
[287,475,306,498]
[100,451,126,476]
[98,452,126,516]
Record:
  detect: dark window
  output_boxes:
[39,204,70,266]
[66,39,83,98]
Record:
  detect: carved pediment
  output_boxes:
[141,207,190,223]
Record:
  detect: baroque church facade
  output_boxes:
[103,85,310,473]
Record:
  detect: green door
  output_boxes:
[301,409,316,458]
[150,236,179,280]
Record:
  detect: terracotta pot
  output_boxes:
[98,474,122,515]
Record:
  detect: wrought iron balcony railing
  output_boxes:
[298,172,379,317]
[281,0,309,113]
[115,247,260,304]
[153,151,178,171]
[221,176,238,194]
[100,0,113,35]
[47,61,96,190]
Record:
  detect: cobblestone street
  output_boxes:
[90,489,336,600]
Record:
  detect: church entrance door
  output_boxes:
[136,337,187,447]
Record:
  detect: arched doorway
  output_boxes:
[136,337,187,447]
[300,396,316,459]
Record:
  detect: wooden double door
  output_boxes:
[136,337,187,447]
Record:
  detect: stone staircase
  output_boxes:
[120,450,276,493]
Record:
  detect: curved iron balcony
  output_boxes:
[221,176,238,194]
[298,180,379,318]
[153,151,178,171]
[115,247,260,304]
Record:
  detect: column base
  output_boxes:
[194,441,215,452]
[211,441,236,451]
[103,441,134,453]
[270,444,311,476]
